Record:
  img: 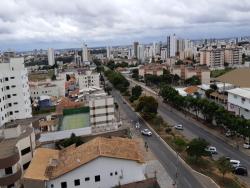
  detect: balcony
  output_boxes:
[0,165,22,186]
[0,148,20,169]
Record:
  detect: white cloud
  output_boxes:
[0,0,250,49]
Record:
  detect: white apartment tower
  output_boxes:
[82,43,89,62]
[137,44,145,62]
[78,70,100,89]
[47,48,55,66]
[0,58,32,127]
[106,46,112,59]
[167,34,177,57]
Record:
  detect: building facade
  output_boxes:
[82,43,89,62]
[0,122,36,188]
[47,48,55,66]
[29,82,60,100]
[138,64,168,78]
[23,137,145,188]
[225,46,243,66]
[78,71,100,89]
[227,88,250,120]
[0,58,32,127]
[199,47,225,69]
[89,95,116,133]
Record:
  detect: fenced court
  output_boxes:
[59,107,90,131]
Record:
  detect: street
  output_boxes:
[111,89,206,188]
[125,75,250,185]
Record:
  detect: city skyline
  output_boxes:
[0,0,250,50]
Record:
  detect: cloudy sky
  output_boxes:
[0,0,250,51]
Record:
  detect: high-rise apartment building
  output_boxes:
[82,43,89,62]
[225,45,243,66]
[137,44,145,62]
[167,34,177,57]
[133,42,139,59]
[0,58,32,126]
[78,70,100,89]
[47,48,55,66]
[106,46,112,59]
[199,47,225,69]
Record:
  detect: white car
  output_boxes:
[205,146,217,154]
[141,129,152,136]
[230,159,241,168]
[243,143,250,149]
[174,124,183,130]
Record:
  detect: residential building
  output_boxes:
[23,137,145,188]
[106,46,112,59]
[48,48,55,66]
[0,58,32,127]
[167,34,176,57]
[0,121,36,188]
[199,47,225,69]
[78,70,100,89]
[29,82,60,100]
[225,45,243,66]
[227,88,250,119]
[138,64,168,78]
[89,95,116,133]
[133,42,139,59]
[2,51,15,64]
[161,48,168,62]
[171,65,210,84]
[82,43,89,62]
[137,44,145,62]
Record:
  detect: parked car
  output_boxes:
[135,122,141,129]
[243,143,250,149]
[141,129,152,136]
[233,166,248,176]
[174,124,183,130]
[205,146,217,154]
[230,160,241,168]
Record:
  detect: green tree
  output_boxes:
[185,76,201,85]
[216,156,232,184]
[210,84,218,91]
[186,138,209,162]
[131,86,142,99]
[136,96,158,120]
[60,133,83,147]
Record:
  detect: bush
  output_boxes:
[165,127,172,133]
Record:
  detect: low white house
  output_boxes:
[227,88,250,119]
[23,137,145,188]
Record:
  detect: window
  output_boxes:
[6,86,10,90]
[21,147,31,156]
[74,179,80,186]
[7,94,11,98]
[14,110,19,113]
[12,94,17,97]
[11,85,16,88]
[9,111,13,115]
[85,177,90,182]
[10,77,15,79]
[110,172,113,176]
[61,182,67,188]
[23,161,31,170]
[5,167,13,175]
[50,184,54,188]
[115,171,118,175]
[5,77,8,81]
[95,175,100,182]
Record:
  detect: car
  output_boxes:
[174,124,183,130]
[243,143,250,149]
[205,146,217,154]
[135,122,141,129]
[141,129,152,136]
[233,166,248,176]
[230,160,241,168]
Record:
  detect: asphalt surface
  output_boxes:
[158,102,250,185]
[124,76,250,185]
[111,89,205,188]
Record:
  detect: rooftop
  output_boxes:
[24,137,144,181]
[227,88,250,99]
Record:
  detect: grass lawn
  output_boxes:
[60,113,89,131]
[210,68,234,78]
